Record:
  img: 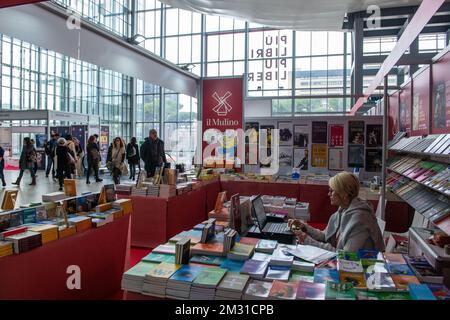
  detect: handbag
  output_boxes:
[121,163,129,176]
[67,152,76,165]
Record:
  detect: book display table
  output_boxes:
[220,180,301,201]
[0,215,131,300]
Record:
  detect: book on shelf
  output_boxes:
[28,224,58,244]
[403,255,444,284]
[57,225,76,239]
[0,240,13,258]
[68,216,92,233]
[426,283,450,300]
[268,280,299,300]
[42,192,66,203]
[355,290,411,300]
[1,190,18,210]
[238,237,260,246]
[292,259,315,272]
[223,229,237,253]
[296,281,326,300]
[242,279,273,300]
[386,263,415,276]
[5,230,42,254]
[288,245,336,264]
[240,259,269,279]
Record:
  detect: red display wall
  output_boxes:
[0,0,45,8]
[411,67,430,136]
[399,82,412,134]
[388,92,399,140]
[431,49,450,134]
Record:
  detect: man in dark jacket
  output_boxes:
[140,129,167,177]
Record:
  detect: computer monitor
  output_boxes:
[251,195,267,230]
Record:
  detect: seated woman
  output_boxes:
[288,171,385,252]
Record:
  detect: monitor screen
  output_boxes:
[251,196,267,230]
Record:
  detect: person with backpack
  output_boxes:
[126,137,140,181]
[13,137,37,186]
[55,137,75,191]
[86,135,103,184]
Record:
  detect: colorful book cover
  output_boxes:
[190,255,225,266]
[383,253,406,264]
[391,275,420,290]
[296,281,326,300]
[269,280,299,300]
[426,284,450,300]
[408,283,437,300]
[229,243,254,256]
[153,244,176,255]
[313,268,339,284]
[358,249,382,260]
[356,290,411,300]
[193,267,227,287]
[170,265,204,283]
[251,252,272,262]
[245,280,273,298]
[192,243,224,254]
[239,237,260,246]
[290,271,314,283]
[142,252,176,264]
[63,179,77,197]
[255,239,278,252]
[22,208,37,224]
[146,262,181,279]
[220,259,244,272]
[103,184,116,203]
[35,205,47,222]
[387,263,414,276]
[218,272,250,292]
[339,272,366,288]
[76,196,89,213]
[241,260,269,277]
[337,259,363,273]
[124,261,159,277]
[337,250,359,261]
[325,281,356,300]
[365,272,396,291]
[265,266,291,281]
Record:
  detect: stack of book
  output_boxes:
[208,208,229,221]
[215,272,250,300]
[115,184,133,195]
[42,192,67,202]
[5,231,42,254]
[241,259,269,279]
[28,224,59,244]
[255,239,277,254]
[88,212,114,225]
[190,243,224,257]
[166,265,204,299]
[227,243,255,261]
[112,199,133,216]
[223,229,237,253]
[175,238,191,265]
[265,265,291,281]
[269,247,294,267]
[243,279,273,300]
[131,187,148,196]
[269,280,299,300]
[201,219,216,243]
[296,281,326,300]
[142,262,181,298]
[146,185,160,197]
[403,255,444,284]
[121,261,159,293]
[0,240,13,258]
[295,202,310,221]
[159,185,177,198]
[190,267,227,300]
[68,216,92,233]
[58,225,77,239]
[153,243,176,255]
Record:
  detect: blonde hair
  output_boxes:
[329,172,360,201]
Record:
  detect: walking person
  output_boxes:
[45,133,58,178]
[86,135,103,184]
[55,137,75,191]
[108,137,126,185]
[30,139,38,176]
[65,134,78,176]
[140,129,167,178]
[0,145,6,187]
[126,137,140,181]
[74,137,84,178]
[12,137,37,186]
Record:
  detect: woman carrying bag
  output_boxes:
[108,137,127,185]
[13,137,37,186]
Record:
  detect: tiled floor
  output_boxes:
[0,169,125,206]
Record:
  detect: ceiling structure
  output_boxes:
[160,0,426,31]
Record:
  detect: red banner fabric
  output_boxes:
[411,67,430,136]
[329,124,344,147]
[431,49,450,134]
[201,77,243,167]
[0,0,45,8]
[399,82,412,134]
[388,92,400,140]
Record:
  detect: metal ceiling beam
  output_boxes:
[363,53,436,65]
[364,24,450,37]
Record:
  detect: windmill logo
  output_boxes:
[212,91,232,116]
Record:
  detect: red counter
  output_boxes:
[220,180,300,200]
[0,215,131,300]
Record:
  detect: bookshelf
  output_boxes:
[387,134,450,236]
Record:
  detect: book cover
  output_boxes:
[153,244,176,255]
[426,284,450,300]
[365,149,382,172]
[269,280,299,300]
[339,272,366,288]
[104,184,116,203]
[244,280,273,298]
[220,259,244,272]
[290,271,314,283]
[255,239,277,252]
[146,262,181,279]
[337,259,363,273]
[22,208,37,224]
[170,264,204,283]
[192,243,224,255]
[123,261,159,277]
[35,205,47,222]
[296,281,326,300]
[218,272,250,292]
[252,252,272,262]
[190,255,225,266]
[356,290,411,300]
[348,145,364,168]
[229,243,254,256]
[365,272,397,291]
[348,121,365,144]
[408,283,437,300]
[142,252,176,264]
[63,179,77,197]
[366,124,382,147]
[241,260,269,278]
[387,263,414,276]
[312,121,327,144]
[325,281,356,300]
[265,266,291,281]
[383,253,406,264]
[337,250,359,261]
[313,268,339,284]
[76,196,89,213]
[193,267,227,287]
[391,274,420,290]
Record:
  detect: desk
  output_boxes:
[0,215,131,300]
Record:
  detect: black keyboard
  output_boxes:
[264,223,290,233]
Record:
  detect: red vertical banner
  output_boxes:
[329,124,344,147]
[388,91,400,140]
[431,49,450,134]
[399,82,412,134]
[202,77,243,168]
[411,67,430,136]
